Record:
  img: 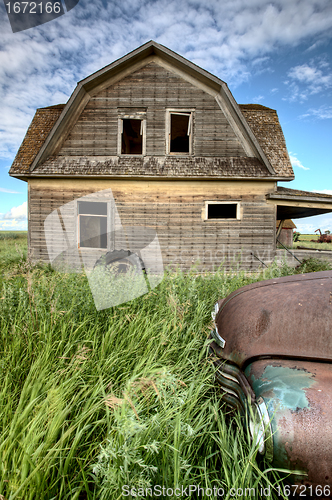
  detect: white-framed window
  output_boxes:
[204,201,241,220]
[118,111,146,156]
[166,109,194,155]
[78,201,108,249]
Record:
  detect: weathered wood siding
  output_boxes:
[59,62,247,158]
[29,180,276,271]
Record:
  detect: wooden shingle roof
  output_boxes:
[276,219,297,229]
[10,104,65,175]
[276,186,332,199]
[28,156,271,178]
[239,104,294,178]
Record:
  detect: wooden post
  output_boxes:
[276,219,285,240]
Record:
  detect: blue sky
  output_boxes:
[1,0,332,233]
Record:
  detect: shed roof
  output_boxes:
[276,219,297,229]
[267,186,332,219]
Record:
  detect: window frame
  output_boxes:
[117,111,147,156]
[204,201,241,221]
[77,201,113,251]
[166,108,194,155]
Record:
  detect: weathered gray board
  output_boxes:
[58,62,247,159]
[29,184,276,271]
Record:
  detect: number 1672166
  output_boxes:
[5,2,61,14]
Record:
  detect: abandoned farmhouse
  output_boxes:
[9,41,332,271]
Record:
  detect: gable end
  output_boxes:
[9,43,293,180]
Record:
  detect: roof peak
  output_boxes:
[78,39,227,90]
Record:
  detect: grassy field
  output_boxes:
[293,233,332,251]
[0,233,329,499]
[0,231,27,273]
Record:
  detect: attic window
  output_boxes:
[121,119,143,154]
[205,202,240,220]
[118,112,146,156]
[78,201,107,249]
[167,110,193,154]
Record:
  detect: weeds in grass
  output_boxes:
[92,367,282,500]
[0,232,27,278]
[0,232,21,240]
[295,257,332,273]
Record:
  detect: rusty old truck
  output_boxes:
[210,270,332,486]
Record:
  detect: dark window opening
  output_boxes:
[170,113,190,153]
[207,204,237,219]
[78,202,107,248]
[121,119,142,154]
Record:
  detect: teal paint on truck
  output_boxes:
[245,363,317,476]
[245,365,316,411]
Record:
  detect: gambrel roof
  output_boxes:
[9,41,294,180]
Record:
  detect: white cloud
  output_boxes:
[0,202,27,230]
[289,152,309,171]
[305,38,329,52]
[288,63,331,86]
[0,219,27,230]
[301,105,332,120]
[0,187,22,193]
[295,213,332,233]
[313,190,332,195]
[295,223,320,233]
[1,201,27,220]
[252,95,264,103]
[1,0,332,158]
[285,61,332,101]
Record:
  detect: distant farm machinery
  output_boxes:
[311,229,332,243]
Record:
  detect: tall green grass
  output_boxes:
[0,232,27,274]
[0,241,303,499]
[0,232,21,240]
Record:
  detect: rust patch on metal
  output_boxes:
[246,359,332,486]
[214,271,332,368]
[254,308,271,339]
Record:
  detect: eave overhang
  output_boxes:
[11,173,291,182]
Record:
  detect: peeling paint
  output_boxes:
[245,365,316,411]
[245,363,316,473]
[244,359,332,484]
